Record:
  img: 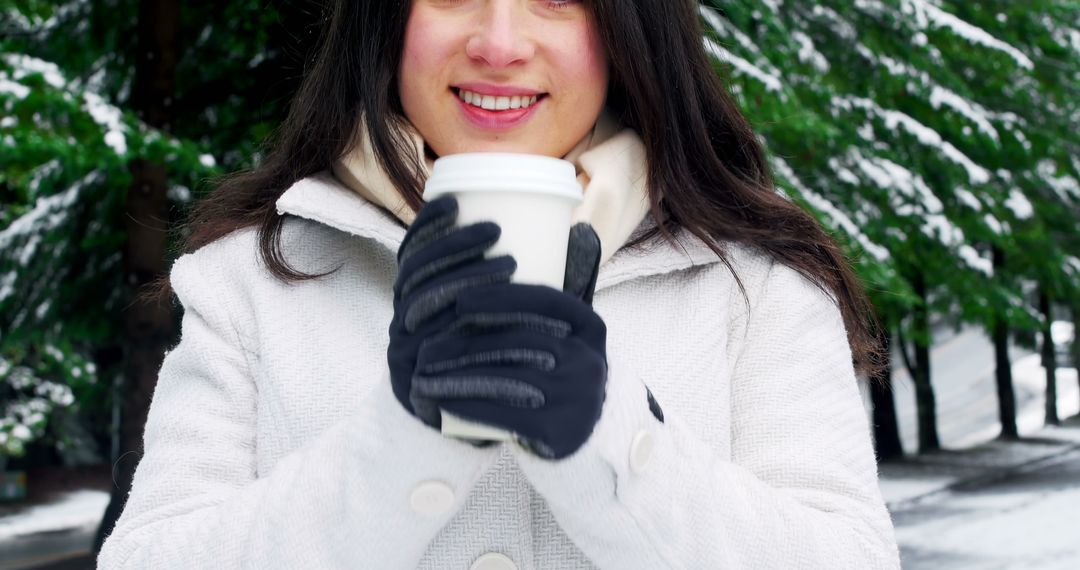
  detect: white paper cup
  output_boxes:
[422,152,583,443]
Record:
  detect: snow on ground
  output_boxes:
[892,448,1080,570]
[879,475,955,505]
[897,488,1080,569]
[1051,321,1074,346]
[0,490,109,540]
[888,330,1079,454]
[878,325,1079,508]
[946,354,1079,450]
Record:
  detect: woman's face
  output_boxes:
[398,0,609,158]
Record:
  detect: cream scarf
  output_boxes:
[331,108,651,267]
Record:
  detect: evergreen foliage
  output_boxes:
[0,0,320,458]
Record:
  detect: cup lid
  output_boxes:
[423,152,583,202]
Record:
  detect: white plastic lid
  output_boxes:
[423,152,583,202]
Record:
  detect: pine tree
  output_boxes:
[0,0,324,463]
[701,0,1078,451]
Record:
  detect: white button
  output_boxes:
[470,552,518,570]
[629,430,654,474]
[409,480,455,515]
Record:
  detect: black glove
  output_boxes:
[408,223,607,460]
[387,196,516,422]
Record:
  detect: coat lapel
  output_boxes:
[275,172,722,293]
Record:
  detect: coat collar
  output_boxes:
[275,172,722,292]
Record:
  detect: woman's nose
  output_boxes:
[464,1,536,68]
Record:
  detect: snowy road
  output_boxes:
[893,446,1080,569]
[0,490,107,568]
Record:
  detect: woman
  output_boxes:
[99,0,900,568]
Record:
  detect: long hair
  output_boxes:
[146,0,883,375]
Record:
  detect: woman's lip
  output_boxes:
[454,90,545,130]
[453,83,546,97]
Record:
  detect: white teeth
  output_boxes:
[458,89,541,111]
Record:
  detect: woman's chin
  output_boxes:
[429,134,565,157]
[440,143,545,156]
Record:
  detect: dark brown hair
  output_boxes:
[146,0,883,375]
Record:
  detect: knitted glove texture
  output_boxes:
[411,223,607,460]
[387,196,516,422]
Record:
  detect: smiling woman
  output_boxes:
[399,0,608,156]
[103,0,901,568]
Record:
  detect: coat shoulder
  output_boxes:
[174,215,362,288]
[718,241,838,305]
[718,241,776,285]
[172,225,263,288]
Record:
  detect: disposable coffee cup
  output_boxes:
[422,152,584,443]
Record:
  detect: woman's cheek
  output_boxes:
[402,8,459,72]
[566,25,609,89]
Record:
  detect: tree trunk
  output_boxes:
[1073,304,1080,415]
[1039,285,1059,426]
[991,246,1018,440]
[94,0,180,554]
[911,269,940,451]
[992,316,1019,439]
[870,327,903,460]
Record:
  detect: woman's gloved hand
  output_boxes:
[388,196,517,423]
[408,223,608,460]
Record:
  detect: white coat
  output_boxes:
[98,172,900,569]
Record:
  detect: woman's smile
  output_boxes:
[451,85,549,130]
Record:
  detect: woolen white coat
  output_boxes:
[97,172,901,569]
